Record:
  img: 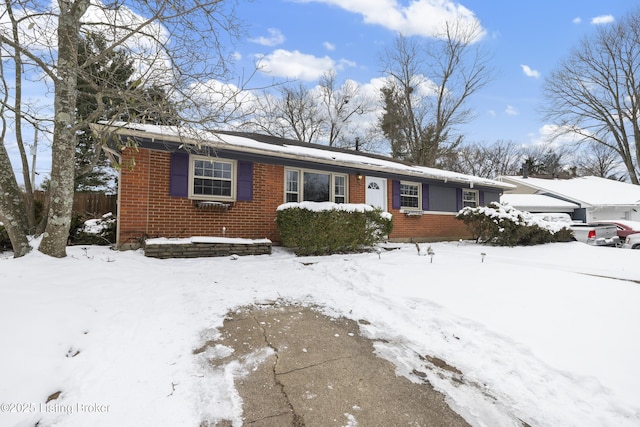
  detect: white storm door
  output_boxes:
[365,177,387,210]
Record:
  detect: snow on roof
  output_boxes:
[499,176,640,207]
[96,122,514,190]
[500,194,580,211]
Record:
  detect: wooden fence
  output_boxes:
[34,191,117,219]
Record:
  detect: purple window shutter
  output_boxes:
[479,190,485,206]
[456,188,463,211]
[237,161,253,201]
[421,183,429,211]
[391,180,401,209]
[169,152,189,197]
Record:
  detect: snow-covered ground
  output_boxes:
[1,240,639,427]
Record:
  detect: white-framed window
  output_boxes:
[400,181,421,209]
[334,175,346,204]
[285,168,348,203]
[189,155,236,201]
[463,189,478,208]
[285,169,299,203]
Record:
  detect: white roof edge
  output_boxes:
[497,175,640,207]
[95,122,515,190]
[500,194,580,209]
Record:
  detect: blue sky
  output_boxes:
[231,0,639,147]
[5,0,639,186]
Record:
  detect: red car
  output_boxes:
[598,220,640,239]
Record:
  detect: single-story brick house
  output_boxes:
[95,123,514,249]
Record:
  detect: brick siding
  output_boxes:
[117,147,471,248]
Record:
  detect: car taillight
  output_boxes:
[588,230,596,239]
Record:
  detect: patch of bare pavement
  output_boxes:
[199,303,471,427]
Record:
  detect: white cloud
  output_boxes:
[323,41,336,51]
[520,64,540,78]
[360,76,389,98]
[297,0,486,42]
[591,15,614,25]
[529,124,587,146]
[505,105,518,116]
[256,49,338,81]
[337,58,357,70]
[572,16,582,24]
[249,28,286,46]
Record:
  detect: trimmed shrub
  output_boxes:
[456,202,574,246]
[276,202,393,256]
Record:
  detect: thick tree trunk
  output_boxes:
[39,0,88,258]
[0,145,31,257]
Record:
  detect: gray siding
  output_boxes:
[429,185,457,212]
[483,191,500,206]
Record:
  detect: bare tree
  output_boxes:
[379,22,493,167]
[0,0,247,257]
[243,83,324,143]
[541,8,640,184]
[489,140,525,177]
[575,142,626,180]
[317,70,374,148]
[240,74,378,149]
[515,143,576,178]
[0,6,46,257]
[439,140,523,178]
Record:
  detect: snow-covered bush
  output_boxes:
[276,202,393,256]
[456,202,574,246]
[69,212,117,246]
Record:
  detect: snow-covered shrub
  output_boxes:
[276,202,393,256]
[69,212,117,246]
[456,202,574,246]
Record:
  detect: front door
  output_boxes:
[365,177,387,210]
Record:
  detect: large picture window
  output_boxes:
[303,171,330,202]
[189,156,236,201]
[285,168,348,203]
[400,181,420,209]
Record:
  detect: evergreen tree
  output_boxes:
[379,85,408,160]
[74,34,181,192]
[75,32,135,192]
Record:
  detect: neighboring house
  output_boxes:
[95,123,514,249]
[497,175,640,223]
[500,194,580,214]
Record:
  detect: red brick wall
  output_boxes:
[117,147,471,247]
[349,175,366,204]
[118,148,284,247]
[118,148,151,246]
[384,181,471,242]
[387,210,470,241]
